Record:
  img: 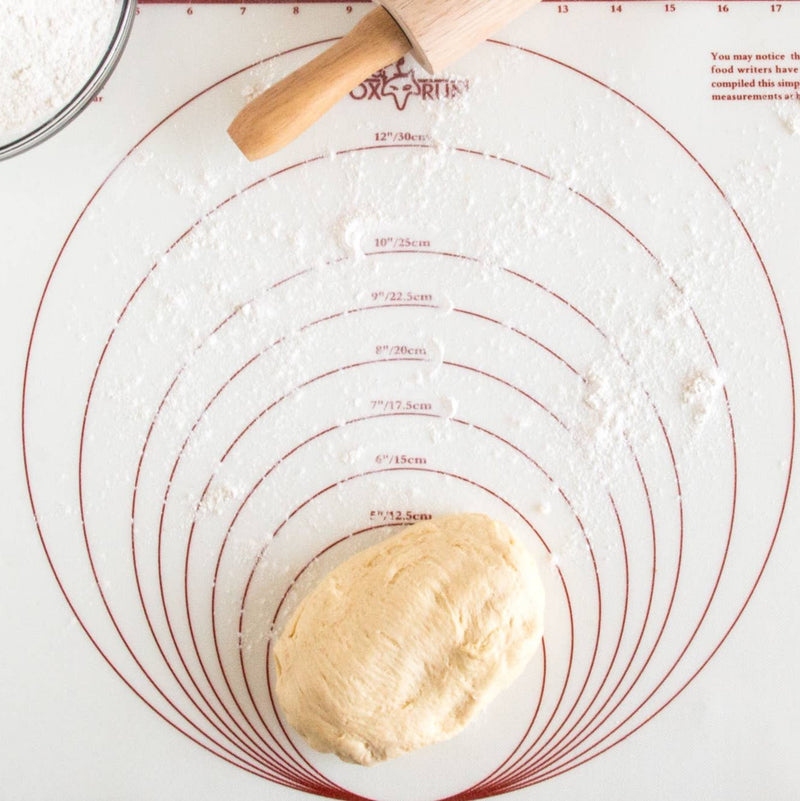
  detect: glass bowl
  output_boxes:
[0,0,137,161]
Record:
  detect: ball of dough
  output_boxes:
[273,513,545,765]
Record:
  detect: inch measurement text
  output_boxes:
[371,290,433,303]
[370,400,433,412]
[374,131,431,144]
[375,344,428,357]
[375,454,428,466]
[546,1,794,15]
[369,510,433,523]
[374,237,431,249]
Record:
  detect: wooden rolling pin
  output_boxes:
[228,0,541,161]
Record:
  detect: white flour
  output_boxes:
[0,0,117,137]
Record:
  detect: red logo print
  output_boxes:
[349,58,470,111]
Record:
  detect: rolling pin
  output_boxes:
[228,0,541,161]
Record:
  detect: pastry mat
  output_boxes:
[0,2,797,800]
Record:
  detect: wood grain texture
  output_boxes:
[378,0,541,72]
[227,7,410,161]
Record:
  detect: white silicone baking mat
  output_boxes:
[1,2,798,799]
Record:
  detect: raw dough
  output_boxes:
[273,513,545,765]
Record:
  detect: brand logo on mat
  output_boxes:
[349,58,469,111]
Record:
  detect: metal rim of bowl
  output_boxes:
[0,0,138,162]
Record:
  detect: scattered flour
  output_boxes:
[195,481,245,517]
[0,0,117,137]
[775,98,800,135]
[339,446,365,465]
[681,368,723,426]
[335,213,369,261]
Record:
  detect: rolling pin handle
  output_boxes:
[228,7,412,161]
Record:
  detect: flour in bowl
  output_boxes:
[0,0,117,137]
